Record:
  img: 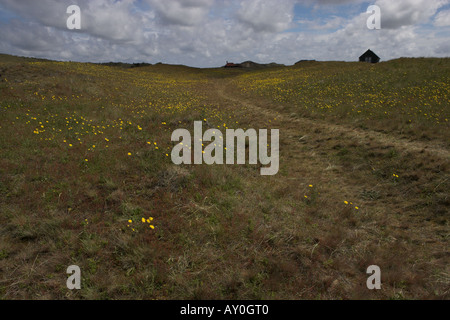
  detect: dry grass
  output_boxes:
[0,54,448,300]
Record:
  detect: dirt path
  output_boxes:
[213,80,450,161]
[208,78,449,299]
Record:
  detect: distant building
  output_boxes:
[223,60,285,68]
[359,49,380,63]
[224,61,241,68]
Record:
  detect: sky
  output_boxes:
[0,0,449,67]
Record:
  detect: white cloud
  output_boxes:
[297,16,346,30]
[237,0,295,32]
[0,0,448,67]
[147,0,213,26]
[434,9,450,26]
[374,0,449,29]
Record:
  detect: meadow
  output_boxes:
[0,54,448,299]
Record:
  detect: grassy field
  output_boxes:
[0,54,448,299]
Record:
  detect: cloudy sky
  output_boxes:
[0,0,449,67]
